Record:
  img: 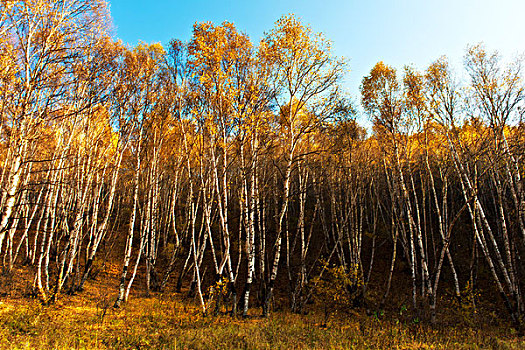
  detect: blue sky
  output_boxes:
[109,0,525,123]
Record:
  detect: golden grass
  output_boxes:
[0,260,522,349]
[0,293,523,350]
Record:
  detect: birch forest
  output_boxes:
[1,0,525,339]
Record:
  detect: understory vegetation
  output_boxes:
[0,276,523,349]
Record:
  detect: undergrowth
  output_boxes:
[0,294,523,349]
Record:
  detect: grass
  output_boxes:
[0,256,522,349]
[0,292,523,349]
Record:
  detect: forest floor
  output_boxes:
[0,255,524,349]
[0,291,523,349]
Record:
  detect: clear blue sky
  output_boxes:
[109,0,525,122]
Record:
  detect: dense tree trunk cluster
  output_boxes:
[1,0,524,330]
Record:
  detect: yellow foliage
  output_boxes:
[311,261,363,314]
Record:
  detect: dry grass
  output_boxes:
[0,291,523,349]
[0,256,522,349]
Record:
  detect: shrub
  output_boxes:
[310,260,363,324]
